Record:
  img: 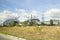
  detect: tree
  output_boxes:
[29,21,33,26]
[22,21,28,27]
[28,14,38,26]
[58,22,60,26]
[7,21,15,27]
[50,19,53,26]
[41,22,45,25]
[7,21,19,27]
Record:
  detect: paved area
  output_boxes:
[0,34,26,40]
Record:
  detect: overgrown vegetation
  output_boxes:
[0,26,60,40]
[50,19,53,26]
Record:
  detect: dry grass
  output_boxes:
[0,26,60,40]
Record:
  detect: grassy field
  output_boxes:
[0,26,60,40]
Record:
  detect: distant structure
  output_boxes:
[3,18,18,26]
[26,14,40,26]
[3,17,20,26]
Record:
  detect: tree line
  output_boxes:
[0,19,59,27]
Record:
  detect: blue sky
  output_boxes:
[0,0,60,12]
[0,0,60,22]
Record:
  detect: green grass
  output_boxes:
[0,26,60,40]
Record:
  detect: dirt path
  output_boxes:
[0,34,26,40]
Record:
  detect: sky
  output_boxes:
[0,0,60,22]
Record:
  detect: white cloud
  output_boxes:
[1,8,60,22]
[15,8,28,22]
[0,10,12,19]
[0,10,19,23]
[31,10,38,16]
[16,9,39,22]
[16,8,28,16]
[0,9,39,22]
[29,10,38,19]
[44,8,60,21]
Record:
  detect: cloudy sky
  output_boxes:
[0,0,60,22]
